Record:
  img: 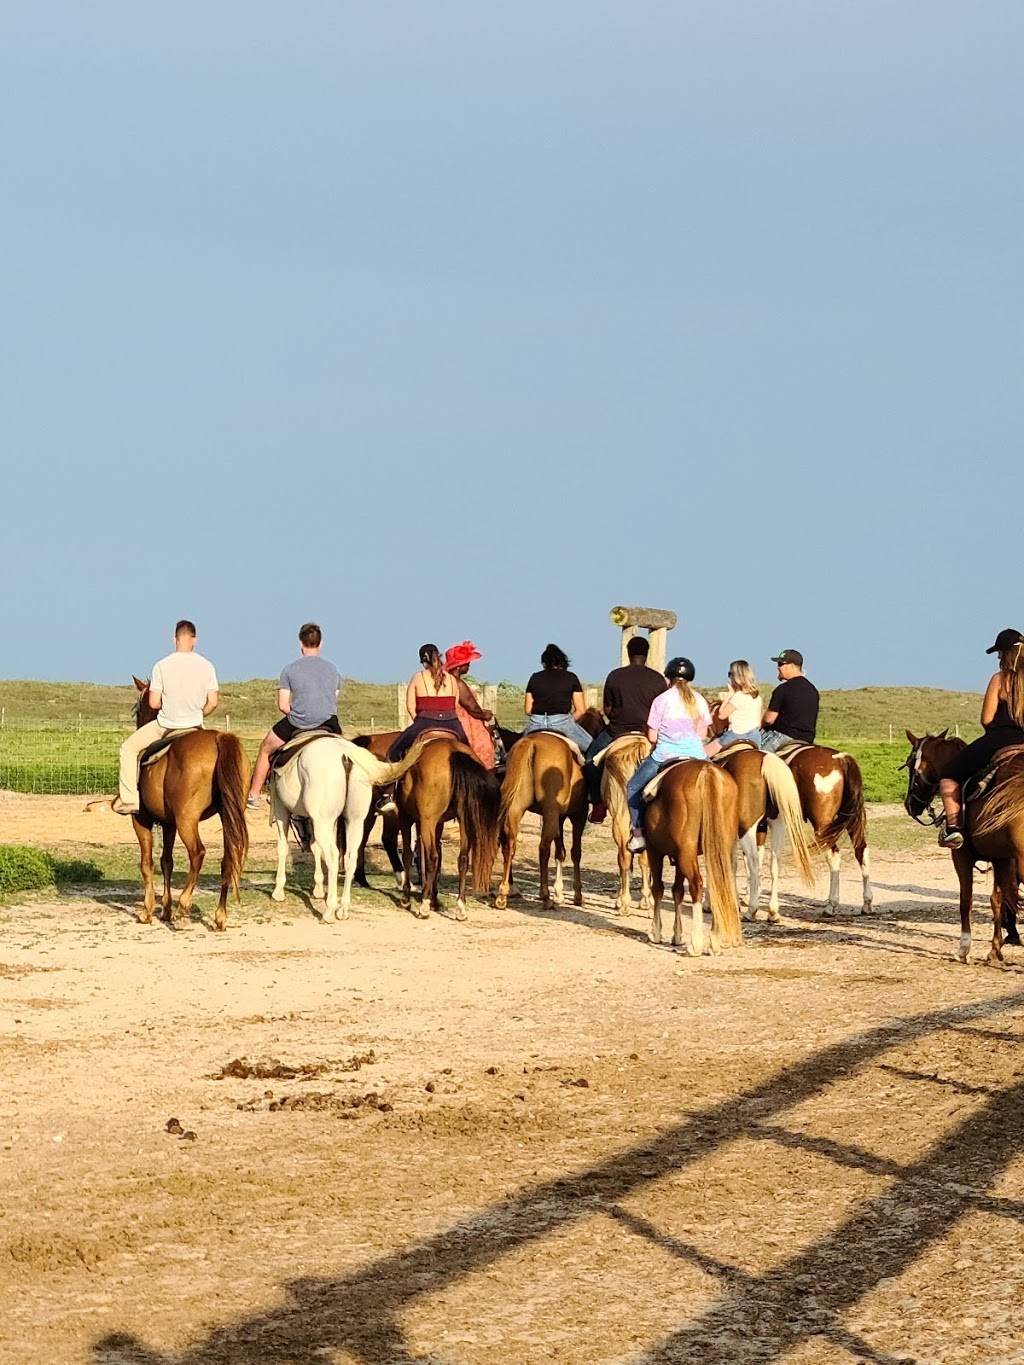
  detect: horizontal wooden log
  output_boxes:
[609,605,677,630]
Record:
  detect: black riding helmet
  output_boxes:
[665,656,695,682]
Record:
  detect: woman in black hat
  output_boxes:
[938,628,1024,848]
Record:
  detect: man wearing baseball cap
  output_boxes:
[758,649,820,753]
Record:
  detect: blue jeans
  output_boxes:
[758,729,796,754]
[524,713,594,754]
[719,728,762,750]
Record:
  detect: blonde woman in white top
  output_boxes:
[704,660,764,757]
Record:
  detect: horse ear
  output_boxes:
[132,675,148,692]
[905,729,918,745]
[937,728,949,740]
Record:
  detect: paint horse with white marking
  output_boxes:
[902,730,1023,964]
[270,734,430,920]
[776,745,873,916]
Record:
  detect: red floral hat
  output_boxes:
[444,640,482,670]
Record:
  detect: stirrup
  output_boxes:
[938,823,964,850]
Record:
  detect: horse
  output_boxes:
[395,734,501,919]
[640,758,744,955]
[351,731,404,889]
[269,733,430,921]
[127,676,250,931]
[600,734,654,912]
[495,708,605,911]
[710,745,816,921]
[902,729,1024,964]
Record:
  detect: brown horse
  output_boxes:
[601,734,654,912]
[903,730,1024,964]
[495,709,605,911]
[641,759,744,954]
[711,746,816,921]
[351,731,404,889]
[127,676,250,931]
[395,734,501,919]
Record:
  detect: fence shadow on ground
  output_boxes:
[92,989,1024,1365]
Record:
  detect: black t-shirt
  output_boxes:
[765,675,820,743]
[603,665,667,738]
[526,669,583,715]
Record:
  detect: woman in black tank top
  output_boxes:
[939,628,1024,847]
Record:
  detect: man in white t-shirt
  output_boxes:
[112,620,220,815]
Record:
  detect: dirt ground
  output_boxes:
[2,794,1024,1365]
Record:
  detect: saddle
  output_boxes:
[964,744,1024,806]
[139,728,201,768]
[641,757,700,803]
[269,729,340,776]
[772,741,815,765]
[711,741,760,765]
[527,731,586,766]
[592,733,651,768]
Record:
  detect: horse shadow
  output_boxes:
[91,987,1024,1365]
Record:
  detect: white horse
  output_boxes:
[270,735,425,921]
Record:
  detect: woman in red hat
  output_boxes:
[445,641,496,769]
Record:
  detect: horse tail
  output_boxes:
[761,752,816,886]
[450,751,502,893]
[696,763,742,947]
[215,732,250,901]
[818,753,867,851]
[336,735,430,785]
[604,737,650,835]
[500,737,536,828]
[971,762,1024,840]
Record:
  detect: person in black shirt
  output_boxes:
[523,643,595,754]
[584,636,668,821]
[758,648,820,752]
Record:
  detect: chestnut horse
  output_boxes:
[495,709,604,911]
[902,730,1023,963]
[396,734,501,919]
[711,746,816,921]
[641,759,743,955]
[601,735,654,913]
[127,676,250,931]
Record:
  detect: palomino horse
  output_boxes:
[270,733,429,921]
[600,734,654,912]
[127,676,250,931]
[395,734,501,919]
[641,759,744,954]
[711,745,816,921]
[495,709,605,911]
[902,730,1023,964]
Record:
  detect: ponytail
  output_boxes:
[1002,642,1024,727]
[419,642,445,692]
[672,677,701,721]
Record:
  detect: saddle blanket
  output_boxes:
[965,743,1024,806]
[773,741,815,764]
[269,728,342,776]
[526,731,586,766]
[711,741,760,765]
[139,728,201,768]
[592,733,651,768]
[642,757,701,803]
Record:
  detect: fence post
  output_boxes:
[78,713,82,735]
[370,716,375,733]
[396,683,406,728]
[888,724,892,744]
[585,686,599,710]
[955,723,960,738]
[226,713,231,732]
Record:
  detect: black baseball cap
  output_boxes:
[770,648,803,667]
[985,628,1024,655]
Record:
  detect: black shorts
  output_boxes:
[272,715,342,743]
[941,727,1024,786]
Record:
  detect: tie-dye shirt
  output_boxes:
[647,687,711,762]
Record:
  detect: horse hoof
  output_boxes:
[321,910,336,924]
[573,894,583,907]
[495,896,508,911]
[740,908,755,923]
[821,906,837,919]
[454,901,467,922]
[271,889,286,903]
[766,911,782,925]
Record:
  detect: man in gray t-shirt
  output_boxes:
[248,623,342,805]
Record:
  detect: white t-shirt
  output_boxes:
[725,688,763,735]
[150,651,219,729]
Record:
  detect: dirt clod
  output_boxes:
[165,1117,184,1135]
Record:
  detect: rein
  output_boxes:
[899,746,942,826]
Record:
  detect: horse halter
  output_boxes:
[899,743,942,826]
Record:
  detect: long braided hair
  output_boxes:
[419,642,446,693]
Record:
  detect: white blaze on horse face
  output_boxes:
[813,769,842,795]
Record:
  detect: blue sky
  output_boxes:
[2,2,1021,690]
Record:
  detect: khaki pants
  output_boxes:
[118,720,170,807]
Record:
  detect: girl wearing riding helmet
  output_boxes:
[522,643,595,754]
[938,627,1024,849]
[626,656,711,851]
[704,659,764,757]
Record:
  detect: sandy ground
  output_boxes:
[2,794,1024,1365]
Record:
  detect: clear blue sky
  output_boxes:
[2,2,1021,690]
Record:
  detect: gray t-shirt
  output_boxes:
[279,656,340,730]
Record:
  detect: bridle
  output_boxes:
[899,742,942,826]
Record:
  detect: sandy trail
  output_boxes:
[1,794,1023,1364]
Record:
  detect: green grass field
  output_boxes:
[0,677,983,801]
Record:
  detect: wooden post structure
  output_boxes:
[609,605,677,673]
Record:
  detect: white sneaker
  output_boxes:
[246,796,264,810]
[627,832,646,852]
[111,798,139,816]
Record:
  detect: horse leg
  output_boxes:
[133,815,156,924]
[175,818,205,927]
[1003,856,1022,946]
[854,835,874,914]
[988,860,1016,967]
[495,809,522,910]
[638,851,653,912]
[952,847,974,963]
[822,845,841,917]
[570,811,585,906]
[551,822,566,906]
[649,853,665,945]
[455,820,470,921]
[430,821,444,911]
[539,814,560,909]
[159,822,176,922]
[313,816,340,921]
[416,827,437,918]
[399,816,415,909]
[271,815,290,903]
[740,826,760,921]
[382,813,404,889]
